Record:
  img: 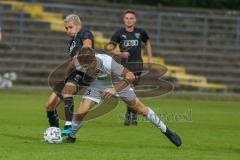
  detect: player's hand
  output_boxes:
[120,52,129,58]
[148,58,153,69]
[101,88,116,99]
[104,43,116,51]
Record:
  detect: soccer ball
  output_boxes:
[43,127,62,144]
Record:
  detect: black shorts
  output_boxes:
[125,62,143,86]
[52,71,90,98]
[66,70,91,87]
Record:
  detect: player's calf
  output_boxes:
[124,112,131,126]
[62,96,74,135]
[131,111,138,126]
[46,110,59,127]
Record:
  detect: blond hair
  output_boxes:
[64,14,81,25]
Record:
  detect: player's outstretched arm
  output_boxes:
[102,68,135,99]
[117,68,135,91]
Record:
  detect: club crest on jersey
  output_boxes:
[74,74,82,81]
[121,34,127,39]
[93,69,103,77]
[69,41,76,54]
[135,33,140,39]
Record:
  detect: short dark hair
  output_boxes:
[77,47,95,65]
[123,9,137,17]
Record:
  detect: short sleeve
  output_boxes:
[110,30,121,44]
[100,54,124,77]
[110,58,124,77]
[82,30,94,41]
[141,29,149,43]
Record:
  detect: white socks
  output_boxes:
[70,120,83,138]
[65,121,72,126]
[146,107,167,133]
[68,107,166,139]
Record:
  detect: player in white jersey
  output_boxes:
[62,47,182,147]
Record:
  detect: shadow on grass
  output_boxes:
[0,132,40,141]
[75,138,178,150]
[184,144,240,154]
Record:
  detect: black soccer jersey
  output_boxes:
[110,27,149,63]
[68,28,94,58]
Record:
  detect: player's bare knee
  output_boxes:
[62,83,77,96]
[125,72,135,82]
[45,102,55,111]
[75,111,89,121]
[137,107,147,116]
[45,98,59,111]
[131,100,148,116]
[124,98,137,106]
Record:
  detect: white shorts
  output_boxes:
[82,84,136,103]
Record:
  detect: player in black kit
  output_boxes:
[45,14,94,135]
[106,9,153,126]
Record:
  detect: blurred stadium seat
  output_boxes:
[0,1,238,92]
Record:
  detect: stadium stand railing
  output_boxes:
[141,55,227,92]
[0,1,238,92]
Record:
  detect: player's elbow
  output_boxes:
[125,72,135,83]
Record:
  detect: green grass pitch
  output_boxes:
[0,91,239,160]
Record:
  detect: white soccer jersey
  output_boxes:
[73,53,125,90]
[73,53,136,103]
[73,53,124,78]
